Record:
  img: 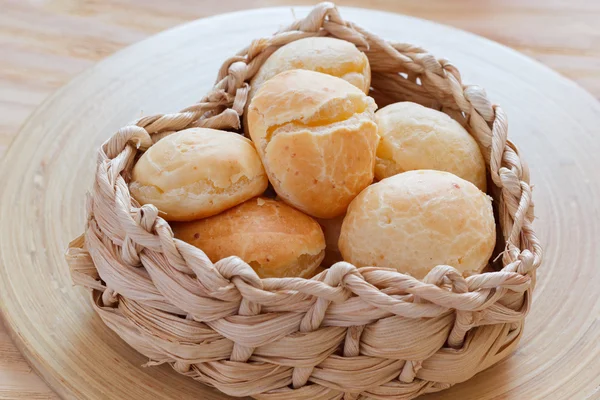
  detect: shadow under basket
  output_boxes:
[66,2,542,399]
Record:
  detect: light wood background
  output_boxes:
[0,1,599,399]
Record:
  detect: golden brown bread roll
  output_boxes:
[130,128,268,221]
[339,170,496,279]
[375,102,487,191]
[316,215,345,267]
[247,69,379,218]
[244,37,371,134]
[172,197,326,278]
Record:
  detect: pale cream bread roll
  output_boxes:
[247,69,379,218]
[172,197,326,278]
[250,37,370,98]
[244,37,371,134]
[130,128,268,221]
[375,102,487,191]
[339,170,496,279]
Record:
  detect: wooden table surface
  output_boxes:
[1,1,599,398]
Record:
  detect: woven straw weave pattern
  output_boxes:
[66,3,542,399]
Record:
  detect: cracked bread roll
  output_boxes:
[247,69,379,218]
[129,128,268,221]
[172,197,325,278]
[375,102,487,192]
[339,170,496,279]
[244,37,370,134]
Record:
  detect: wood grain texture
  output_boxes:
[1,0,599,162]
[0,2,599,400]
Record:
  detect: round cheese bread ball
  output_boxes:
[375,102,487,191]
[247,69,379,218]
[339,170,496,279]
[246,36,370,114]
[130,128,268,221]
[172,198,325,278]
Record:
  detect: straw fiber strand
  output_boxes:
[66,3,541,399]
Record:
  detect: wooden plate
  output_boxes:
[1,6,599,400]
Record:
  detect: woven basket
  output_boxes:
[66,3,542,399]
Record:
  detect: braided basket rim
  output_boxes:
[66,2,543,399]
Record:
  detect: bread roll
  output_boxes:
[244,37,371,134]
[375,102,487,191]
[130,128,268,221]
[172,198,325,278]
[248,69,379,218]
[339,170,496,279]
[316,215,345,267]
[250,37,370,99]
